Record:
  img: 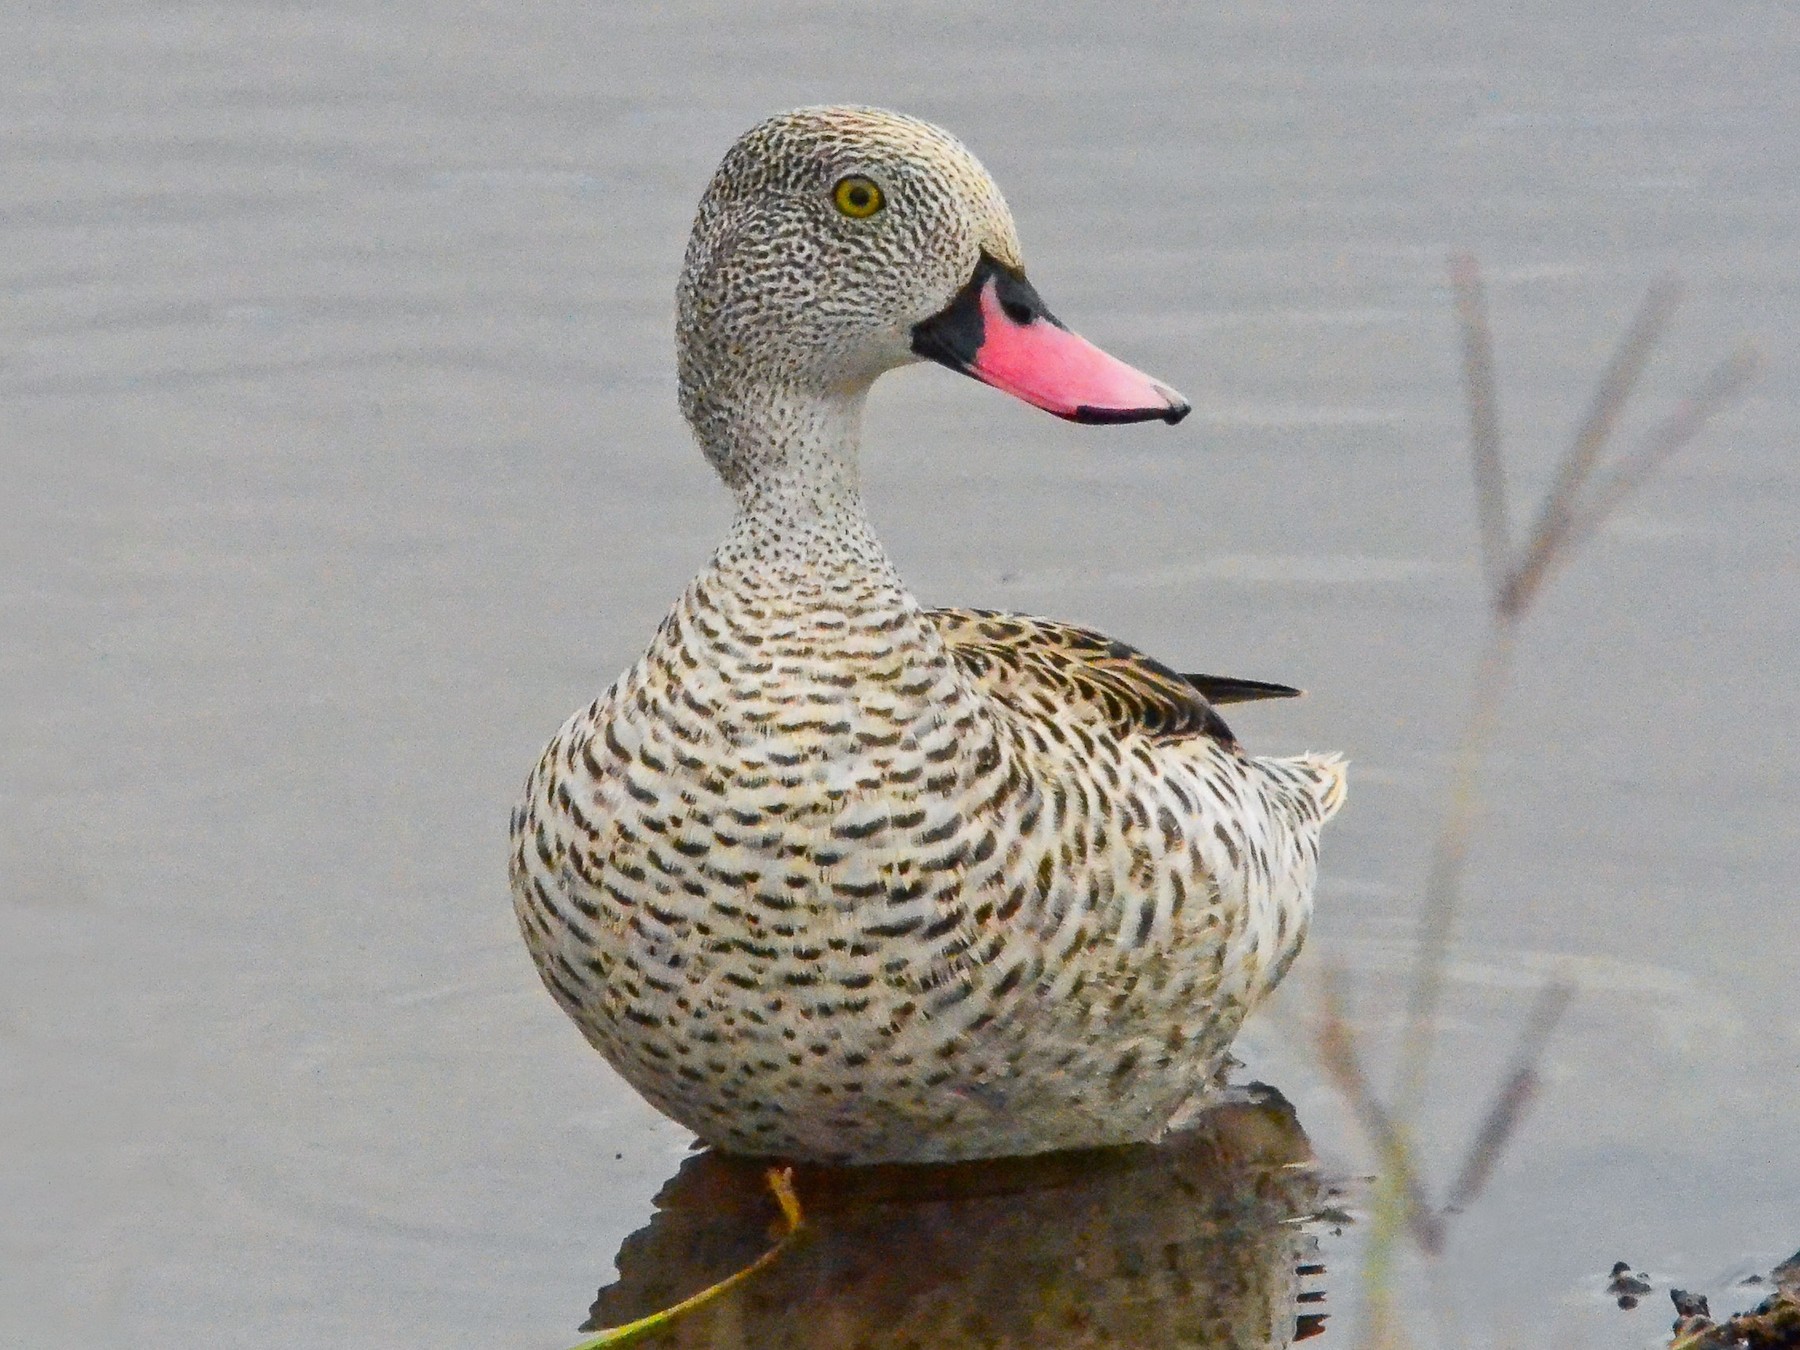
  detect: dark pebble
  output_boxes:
[1672,1288,1712,1318]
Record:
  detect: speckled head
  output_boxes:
[677,106,1189,488]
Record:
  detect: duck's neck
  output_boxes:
[701,385,902,592]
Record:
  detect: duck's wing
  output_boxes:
[928,607,1299,747]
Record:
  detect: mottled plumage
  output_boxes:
[510,107,1345,1163]
[928,607,1297,744]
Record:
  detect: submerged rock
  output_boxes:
[1609,1260,1654,1309]
[1664,1251,1800,1350]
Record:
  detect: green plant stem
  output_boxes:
[1392,620,1518,1115]
[1359,621,1517,1350]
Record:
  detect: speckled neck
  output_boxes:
[702,384,899,587]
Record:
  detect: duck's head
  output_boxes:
[677,106,1189,488]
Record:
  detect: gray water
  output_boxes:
[5,2,1797,1347]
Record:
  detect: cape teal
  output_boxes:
[511,107,1346,1164]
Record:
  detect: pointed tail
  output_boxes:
[1296,753,1349,822]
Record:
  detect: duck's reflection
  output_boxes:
[586,1085,1338,1348]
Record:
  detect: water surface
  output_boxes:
[5,2,1798,1346]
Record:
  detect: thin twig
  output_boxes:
[1316,970,1445,1255]
[1424,1258,1471,1350]
[1450,256,1511,609]
[1555,344,1763,568]
[1392,274,1758,1114]
[1390,624,1517,1114]
[1441,979,1574,1213]
[1503,277,1684,618]
[1329,262,1757,1350]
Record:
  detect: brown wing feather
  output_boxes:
[928,607,1277,745]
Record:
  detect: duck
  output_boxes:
[510,106,1346,1165]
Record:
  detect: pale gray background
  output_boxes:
[4,2,1796,1347]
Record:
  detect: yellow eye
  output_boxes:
[831,175,885,218]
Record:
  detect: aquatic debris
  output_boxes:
[1665,1250,1800,1350]
[1609,1260,1653,1310]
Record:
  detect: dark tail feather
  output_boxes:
[1180,673,1304,705]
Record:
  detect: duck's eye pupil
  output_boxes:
[833,176,884,217]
